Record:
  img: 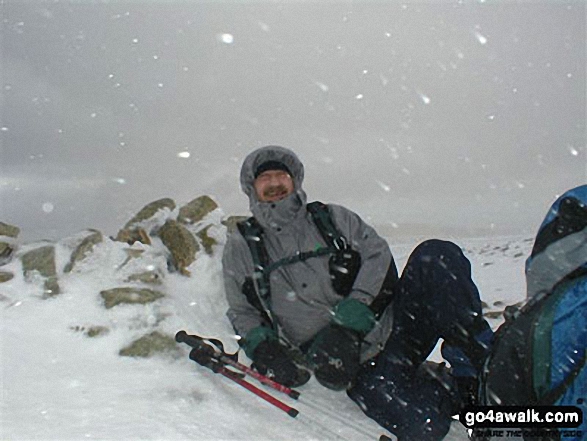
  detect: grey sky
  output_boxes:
[1,0,585,242]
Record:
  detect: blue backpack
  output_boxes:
[481,185,587,441]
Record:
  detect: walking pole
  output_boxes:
[177,331,299,418]
[176,331,300,399]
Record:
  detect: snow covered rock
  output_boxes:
[100,287,165,309]
[123,198,177,230]
[115,226,152,246]
[115,198,178,245]
[196,225,217,255]
[0,221,20,238]
[125,269,164,285]
[119,330,180,358]
[158,219,199,276]
[222,215,248,233]
[177,195,218,224]
[0,221,19,266]
[20,244,60,297]
[0,270,14,283]
[63,229,103,273]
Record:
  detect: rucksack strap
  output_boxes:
[236,217,274,329]
[307,201,349,251]
[236,202,351,331]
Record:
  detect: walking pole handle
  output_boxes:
[175,330,206,349]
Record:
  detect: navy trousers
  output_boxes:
[348,239,493,441]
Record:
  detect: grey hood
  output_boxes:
[240,145,308,229]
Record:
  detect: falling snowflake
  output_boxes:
[219,33,234,44]
[418,93,431,104]
[475,32,488,45]
[377,181,391,192]
[315,81,329,92]
[568,145,579,156]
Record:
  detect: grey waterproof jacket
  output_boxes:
[223,146,395,359]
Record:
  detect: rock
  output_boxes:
[197,225,218,255]
[22,245,56,277]
[0,222,20,238]
[64,229,103,273]
[0,242,14,264]
[125,270,163,285]
[178,196,218,224]
[21,246,59,291]
[124,248,145,259]
[44,276,61,297]
[115,227,151,246]
[222,216,248,234]
[123,198,176,230]
[100,287,165,309]
[71,325,110,338]
[158,220,199,276]
[116,248,146,270]
[0,271,14,283]
[196,225,217,255]
[119,331,180,358]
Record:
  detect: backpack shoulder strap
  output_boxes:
[307,201,348,250]
[236,217,270,300]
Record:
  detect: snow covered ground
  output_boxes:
[0,212,533,441]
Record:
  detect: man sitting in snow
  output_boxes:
[222,145,494,440]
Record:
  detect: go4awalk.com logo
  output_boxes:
[460,406,583,439]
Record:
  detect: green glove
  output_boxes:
[332,297,376,335]
[242,326,277,359]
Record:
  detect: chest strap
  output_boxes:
[236,202,354,325]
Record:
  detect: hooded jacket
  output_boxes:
[223,146,395,356]
[525,184,587,299]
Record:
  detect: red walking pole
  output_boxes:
[219,367,299,417]
[220,355,300,399]
[175,331,301,399]
[179,331,300,418]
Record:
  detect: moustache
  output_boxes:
[263,185,289,198]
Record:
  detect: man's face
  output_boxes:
[254,170,294,202]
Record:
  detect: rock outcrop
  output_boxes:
[177,195,218,224]
[100,287,165,309]
[5,195,244,360]
[64,229,103,273]
[0,221,20,266]
[21,245,60,297]
[119,331,180,358]
[158,220,199,276]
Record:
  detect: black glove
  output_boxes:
[306,324,361,391]
[252,340,310,388]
